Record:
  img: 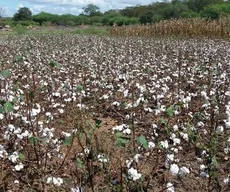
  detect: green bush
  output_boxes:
[13,24,28,35]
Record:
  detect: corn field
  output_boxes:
[111,18,230,38]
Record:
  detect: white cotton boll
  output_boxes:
[224,177,230,185]
[173,125,178,131]
[148,141,155,149]
[180,133,189,141]
[58,108,64,114]
[97,154,108,163]
[172,148,178,153]
[179,166,190,177]
[160,140,169,149]
[128,167,142,181]
[100,94,109,100]
[170,164,179,176]
[0,113,4,120]
[144,108,153,113]
[225,91,230,96]
[126,159,133,168]
[166,182,175,192]
[134,154,141,163]
[45,112,52,117]
[170,133,176,139]
[224,148,230,154]
[225,121,230,129]
[123,128,131,134]
[46,177,63,186]
[197,122,204,127]
[8,151,19,163]
[84,148,90,155]
[173,138,180,146]
[201,91,207,98]
[15,163,24,171]
[216,126,224,134]
[8,124,15,132]
[52,92,61,97]
[112,101,120,106]
[200,164,206,170]
[152,124,158,129]
[124,89,129,97]
[14,180,19,184]
[167,154,174,162]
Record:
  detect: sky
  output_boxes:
[0,0,162,17]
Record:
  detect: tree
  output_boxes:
[183,0,224,12]
[140,11,153,24]
[82,4,101,17]
[13,7,32,21]
[201,3,230,19]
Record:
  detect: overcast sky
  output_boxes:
[0,0,164,17]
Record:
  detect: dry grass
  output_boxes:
[111,18,230,39]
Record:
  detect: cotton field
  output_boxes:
[0,34,230,191]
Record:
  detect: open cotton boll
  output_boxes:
[128,167,142,181]
[160,140,169,149]
[170,164,179,176]
[15,163,24,171]
[223,177,230,185]
[148,141,155,149]
[225,121,230,129]
[179,166,190,177]
[166,182,175,192]
[46,177,63,186]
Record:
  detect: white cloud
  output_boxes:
[23,0,155,12]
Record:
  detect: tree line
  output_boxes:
[1,0,230,27]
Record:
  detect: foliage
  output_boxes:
[139,11,153,24]
[13,24,28,35]
[201,3,230,19]
[13,7,32,21]
[82,4,101,17]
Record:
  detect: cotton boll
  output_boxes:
[166,182,175,192]
[179,166,190,177]
[223,177,230,185]
[216,126,224,134]
[15,163,24,171]
[123,128,131,134]
[225,121,230,129]
[134,154,141,163]
[170,164,179,176]
[160,140,169,149]
[148,141,155,149]
[128,167,142,181]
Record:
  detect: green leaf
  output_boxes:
[76,85,83,92]
[49,61,61,68]
[64,136,73,146]
[29,91,35,100]
[59,119,65,124]
[137,135,148,149]
[95,119,102,128]
[14,55,23,63]
[76,158,84,168]
[160,118,167,126]
[4,102,14,113]
[115,132,130,148]
[19,153,25,160]
[29,137,39,145]
[166,105,174,117]
[0,70,10,78]
[211,156,218,167]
